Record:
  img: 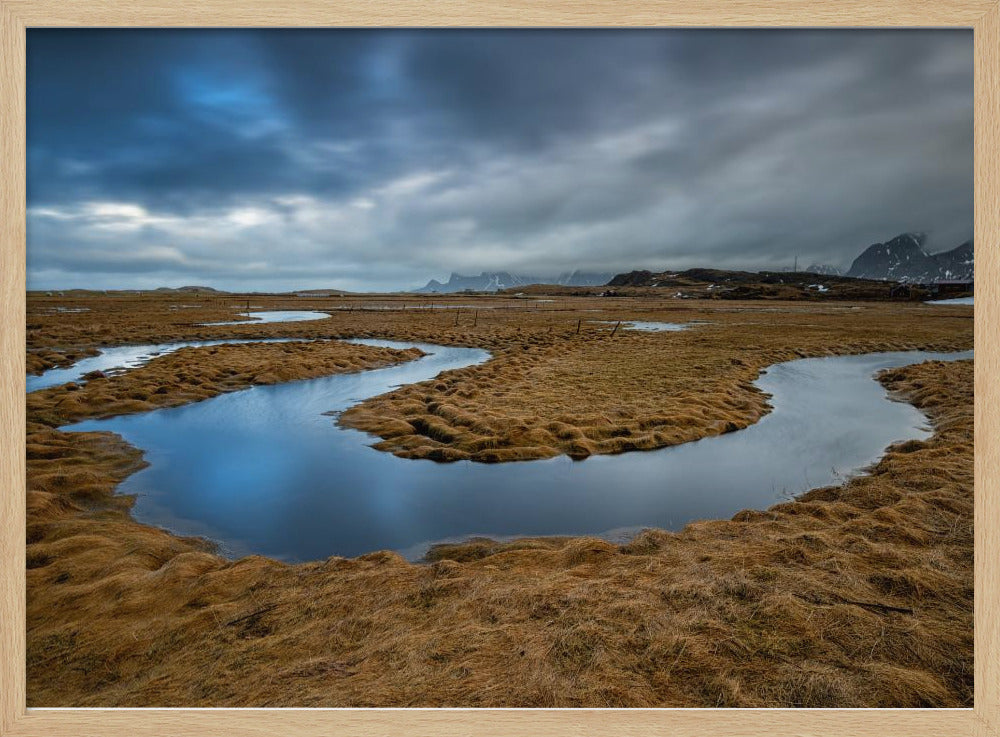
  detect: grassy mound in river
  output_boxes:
[336,306,970,462]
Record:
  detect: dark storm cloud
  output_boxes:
[26,29,973,291]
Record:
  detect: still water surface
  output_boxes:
[925,296,974,306]
[63,342,971,561]
[618,321,689,332]
[200,310,331,326]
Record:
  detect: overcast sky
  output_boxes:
[27,29,972,292]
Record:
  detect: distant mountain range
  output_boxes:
[153,285,222,294]
[414,234,972,294]
[804,264,843,276]
[846,233,974,283]
[415,270,614,293]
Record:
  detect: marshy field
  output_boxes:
[25,291,974,707]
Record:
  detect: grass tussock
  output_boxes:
[27,346,100,376]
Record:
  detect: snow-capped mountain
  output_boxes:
[846,233,973,283]
[934,239,974,281]
[414,270,613,293]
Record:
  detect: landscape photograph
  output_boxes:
[24,28,974,707]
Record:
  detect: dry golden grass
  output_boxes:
[23,293,974,706]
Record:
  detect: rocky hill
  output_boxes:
[846,234,973,283]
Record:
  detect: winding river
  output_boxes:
[56,339,972,562]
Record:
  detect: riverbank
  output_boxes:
[26,357,973,706]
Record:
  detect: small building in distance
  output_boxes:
[920,280,974,298]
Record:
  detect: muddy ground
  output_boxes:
[25,292,973,706]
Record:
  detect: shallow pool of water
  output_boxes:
[926,296,974,305]
[200,310,331,326]
[62,343,972,562]
[596,321,690,332]
[623,321,689,332]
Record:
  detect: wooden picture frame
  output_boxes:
[1,2,996,735]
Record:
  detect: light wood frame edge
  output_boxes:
[1,2,996,735]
